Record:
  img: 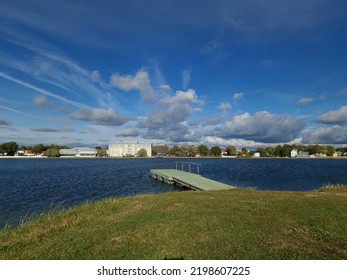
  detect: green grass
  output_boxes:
[0,186,346,260]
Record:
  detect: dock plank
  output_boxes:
[150,169,235,191]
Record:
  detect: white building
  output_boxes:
[60,147,97,157]
[108,143,152,157]
[291,149,298,158]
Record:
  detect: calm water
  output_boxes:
[1,157,347,228]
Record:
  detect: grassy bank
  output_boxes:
[0,186,346,260]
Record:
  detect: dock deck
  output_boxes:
[150,168,235,191]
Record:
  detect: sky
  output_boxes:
[0,0,347,148]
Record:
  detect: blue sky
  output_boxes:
[1,0,347,148]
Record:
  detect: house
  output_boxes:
[291,150,310,158]
[220,148,228,156]
[291,149,298,158]
[59,147,97,157]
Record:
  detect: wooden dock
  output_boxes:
[150,162,236,191]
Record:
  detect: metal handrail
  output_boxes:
[175,161,201,175]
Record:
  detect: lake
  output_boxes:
[1,157,347,228]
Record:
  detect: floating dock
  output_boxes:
[150,162,236,191]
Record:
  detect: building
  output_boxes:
[59,147,97,157]
[291,149,310,158]
[151,144,169,156]
[108,143,152,157]
[291,149,298,157]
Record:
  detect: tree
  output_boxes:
[198,144,209,156]
[326,145,336,156]
[256,147,266,157]
[97,149,108,157]
[226,145,237,156]
[282,144,292,157]
[1,141,18,156]
[33,144,46,155]
[265,147,275,157]
[169,145,183,157]
[274,145,282,157]
[210,146,221,157]
[137,148,148,157]
[44,148,60,157]
[186,145,198,157]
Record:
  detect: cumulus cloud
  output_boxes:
[316,106,347,124]
[203,136,265,149]
[110,69,155,103]
[218,102,232,112]
[297,97,314,105]
[139,89,204,142]
[33,95,54,108]
[140,89,203,128]
[115,128,140,137]
[303,125,347,144]
[70,107,127,126]
[217,111,305,143]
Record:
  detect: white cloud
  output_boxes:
[70,107,127,126]
[110,69,155,103]
[158,84,171,91]
[233,92,244,102]
[33,95,53,108]
[203,136,265,148]
[218,102,232,112]
[182,67,192,89]
[91,70,101,83]
[297,97,314,105]
[138,89,204,142]
[0,72,82,107]
[218,111,305,143]
[316,106,347,124]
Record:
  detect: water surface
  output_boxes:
[1,158,346,228]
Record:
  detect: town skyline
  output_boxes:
[1,1,347,148]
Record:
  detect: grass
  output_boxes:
[0,186,346,260]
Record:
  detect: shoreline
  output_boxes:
[1,155,347,160]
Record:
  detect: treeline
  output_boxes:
[1,141,347,158]
[255,144,347,157]
[167,144,347,158]
[0,142,109,157]
[0,142,69,157]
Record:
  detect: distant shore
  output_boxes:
[1,155,347,160]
